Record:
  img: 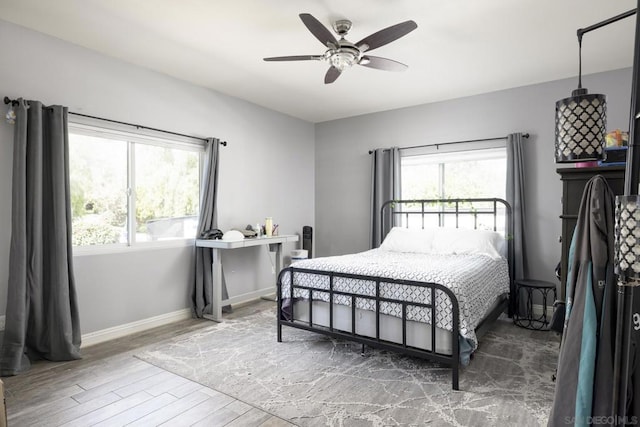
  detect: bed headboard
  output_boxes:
[380,198,515,290]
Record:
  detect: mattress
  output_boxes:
[293,300,456,354]
[280,248,510,351]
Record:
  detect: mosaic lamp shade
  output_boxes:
[614,195,640,283]
[555,87,607,163]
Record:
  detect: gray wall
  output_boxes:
[315,68,633,285]
[0,20,314,334]
[0,17,633,336]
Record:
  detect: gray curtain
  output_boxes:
[192,137,228,318]
[370,147,401,248]
[506,133,527,313]
[1,99,82,375]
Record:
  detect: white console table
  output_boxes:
[195,234,299,321]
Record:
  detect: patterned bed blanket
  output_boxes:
[279,249,510,350]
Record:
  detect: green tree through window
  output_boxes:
[69,128,201,247]
[401,148,506,200]
[400,148,507,230]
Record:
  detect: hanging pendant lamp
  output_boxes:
[555,32,607,163]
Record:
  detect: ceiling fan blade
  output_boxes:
[359,55,408,71]
[263,55,323,62]
[299,13,339,48]
[356,20,418,52]
[324,66,342,84]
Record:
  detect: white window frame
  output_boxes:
[400,141,507,201]
[400,140,507,232]
[68,119,205,255]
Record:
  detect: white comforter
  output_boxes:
[280,248,510,350]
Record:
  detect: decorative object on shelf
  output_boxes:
[600,129,630,166]
[606,129,629,147]
[265,217,273,237]
[554,25,608,163]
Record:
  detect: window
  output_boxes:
[69,122,202,248]
[402,148,506,199]
[400,147,507,229]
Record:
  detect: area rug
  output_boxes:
[136,309,559,426]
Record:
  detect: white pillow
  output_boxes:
[379,227,435,253]
[431,228,505,260]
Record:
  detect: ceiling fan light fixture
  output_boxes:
[329,50,358,71]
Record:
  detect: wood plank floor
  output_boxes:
[2,300,296,426]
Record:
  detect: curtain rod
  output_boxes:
[368,133,530,154]
[4,96,227,146]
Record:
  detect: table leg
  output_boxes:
[260,242,283,301]
[274,242,283,280]
[203,248,223,322]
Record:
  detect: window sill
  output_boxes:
[72,239,195,257]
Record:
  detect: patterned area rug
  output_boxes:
[136,309,559,426]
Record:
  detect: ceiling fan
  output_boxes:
[264,13,418,84]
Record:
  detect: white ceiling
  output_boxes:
[0,0,637,123]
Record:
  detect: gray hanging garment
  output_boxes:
[548,175,615,426]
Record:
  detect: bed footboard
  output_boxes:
[277,267,462,390]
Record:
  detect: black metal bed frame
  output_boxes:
[276,198,514,391]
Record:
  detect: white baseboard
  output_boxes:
[531,303,555,318]
[223,287,276,306]
[81,289,274,348]
[0,287,272,347]
[81,308,192,348]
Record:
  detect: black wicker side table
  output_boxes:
[513,279,557,330]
